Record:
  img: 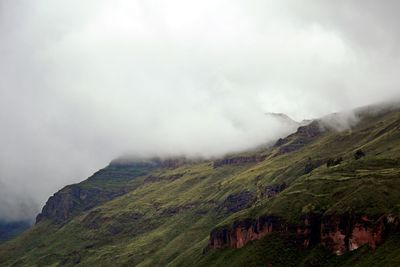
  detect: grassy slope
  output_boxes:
[1,108,400,266]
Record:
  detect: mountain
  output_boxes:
[0,221,31,243]
[265,112,305,129]
[266,112,300,124]
[1,104,400,266]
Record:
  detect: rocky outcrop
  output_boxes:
[321,213,399,255]
[144,173,184,184]
[36,158,165,224]
[208,216,284,249]
[36,185,129,224]
[36,186,80,223]
[208,214,320,251]
[216,185,285,216]
[274,121,323,156]
[160,202,200,216]
[261,183,286,199]
[207,213,400,255]
[218,191,256,214]
[213,155,266,168]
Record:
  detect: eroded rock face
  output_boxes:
[321,213,400,255]
[36,186,128,224]
[36,159,165,224]
[144,173,184,184]
[320,213,351,255]
[218,191,256,214]
[208,215,321,250]
[261,183,286,199]
[36,186,81,223]
[213,155,266,168]
[209,216,284,249]
[160,202,200,216]
[274,121,323,156]
[207,213,400,255]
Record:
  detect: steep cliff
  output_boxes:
[36,158,185,223]
[207,213,400,255]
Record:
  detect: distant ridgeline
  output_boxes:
[1,103,400,267]
[0,220,31,243]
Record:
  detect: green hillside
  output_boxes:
[1,105,400,267]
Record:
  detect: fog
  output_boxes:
[1,0,400,221]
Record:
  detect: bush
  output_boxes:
[305,157,314,174]
[327,157,343,167]
[354,149,366,160]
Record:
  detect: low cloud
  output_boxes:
[320,111,360,132]
[1,0,400,221]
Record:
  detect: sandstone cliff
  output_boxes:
[207,213,400,255]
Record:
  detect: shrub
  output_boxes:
[354,149,366,160]
[327,157,343,167]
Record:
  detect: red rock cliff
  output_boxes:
[207,213,399,255]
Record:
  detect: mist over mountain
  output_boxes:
[1,0,400,231]
[2,1,400,265]
[2,102,400,266]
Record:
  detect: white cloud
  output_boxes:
[1,0,400,220]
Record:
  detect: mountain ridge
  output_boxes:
[1,103,400,266]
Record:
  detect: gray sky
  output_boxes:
[1,0,400,221]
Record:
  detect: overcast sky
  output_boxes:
[1,0,400,221]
